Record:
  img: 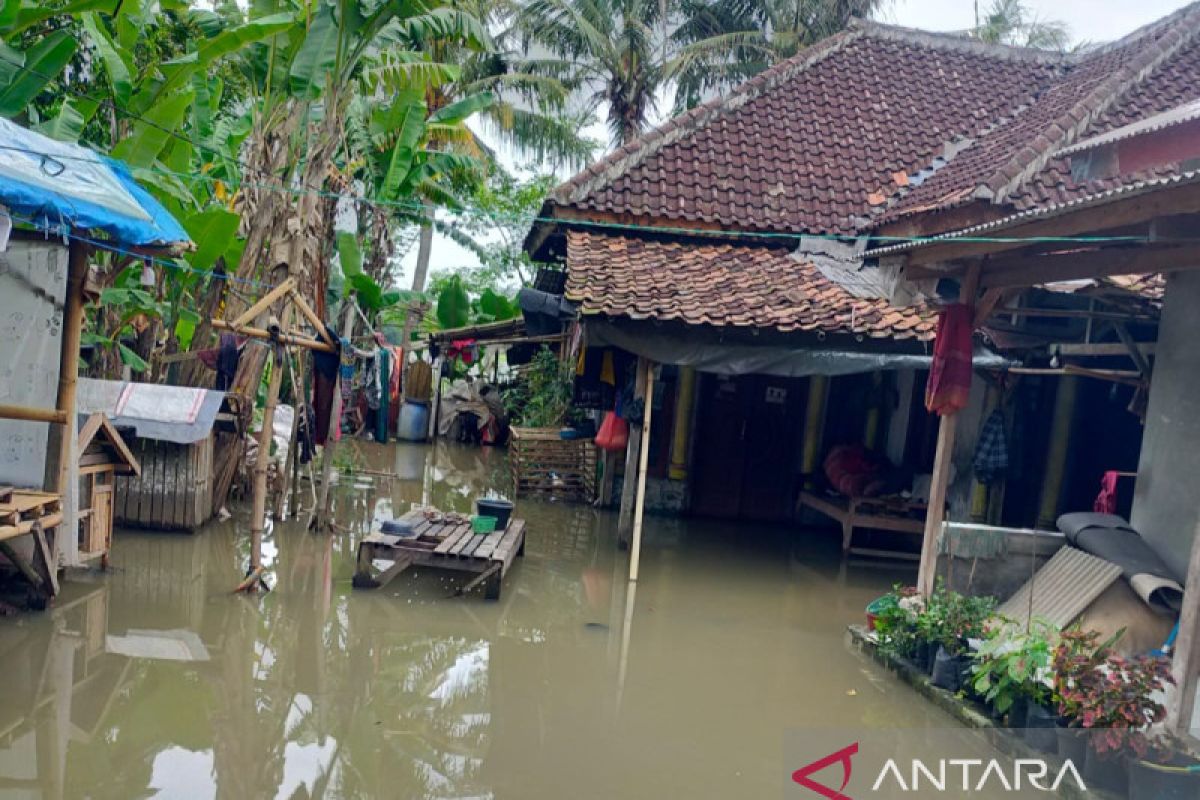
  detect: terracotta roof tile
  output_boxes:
[565,231,936,340]
[883,3,1200,222]
[546,21,1062,236]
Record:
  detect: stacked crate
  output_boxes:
[510,427,596,502]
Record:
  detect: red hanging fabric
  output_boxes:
[1094,470,1120,514]
[925,303,973,416]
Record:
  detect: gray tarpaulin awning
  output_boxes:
[77,377,225,444]
[585,318,1010,378]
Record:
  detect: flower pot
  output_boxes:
[913,640,936,674]
[1022,702,1058,754]
[1084,743,1128,797]
[1007,695,1029,729]
[955,655,976,697]
[1056,726,1088,768]
[930,646,962,692]
[1128,756,1200,800]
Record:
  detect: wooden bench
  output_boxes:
[798,489,926,559]
[353,509,526,600]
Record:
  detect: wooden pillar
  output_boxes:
[917,265,980,597]
[617,357,649,546]
[1036,375,1078,530]
[629,361,655,582]
[314,301,356,532]
[668,366,696,480]
[53,241,88,568]
[427,356,444,441]
[1169,515,1200,734]
[801,374,829,488]
[863,372,884,450]
[249,337,285,573]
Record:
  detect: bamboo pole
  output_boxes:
[917,264,980,597]
[313,301,356,532]
[667,367,696,480]
[0,404,68,424]
[211,319,335,352]
[617,358,649,546]
[54,241,88,568]
[629,361,656,582]
[245,320,287,590]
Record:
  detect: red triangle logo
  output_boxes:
[791,742,859,800]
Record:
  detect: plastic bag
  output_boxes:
[595,411,629,452]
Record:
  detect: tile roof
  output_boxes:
[545,20,1064,236]
[565,231,936,339]
[882,2,1200,223]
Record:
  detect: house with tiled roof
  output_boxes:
[525,9,1189,553]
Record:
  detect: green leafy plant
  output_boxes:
[1052,627,1124,724]
[873,585,923,659]
[502,345,574,428]
[1067,653,1175,759]
[971,618,1058,714]
[916,582,997,656]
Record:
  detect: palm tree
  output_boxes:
[668,0,885,112]
[971,0,1070,51]
[518,0,668,147]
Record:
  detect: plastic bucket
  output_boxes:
[475,498,513,530]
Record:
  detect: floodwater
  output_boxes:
[1,442,1002,799]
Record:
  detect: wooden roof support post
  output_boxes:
[617,357,649,547]
[1169,515,1200,735]
[54,241,88,568]
[918,263,980,597]
[629,360,656,582]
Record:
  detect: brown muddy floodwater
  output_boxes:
[0,442,993,799]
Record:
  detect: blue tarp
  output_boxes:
[0,117,190,248]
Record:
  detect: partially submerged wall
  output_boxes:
[1131,270,1200,581]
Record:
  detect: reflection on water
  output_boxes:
[2,441,968,799]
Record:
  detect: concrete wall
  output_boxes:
[1131,270,1200,582]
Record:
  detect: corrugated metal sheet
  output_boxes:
[998,546,1123,629]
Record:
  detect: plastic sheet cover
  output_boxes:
[0,118,189,247]
[585,318,1011,378]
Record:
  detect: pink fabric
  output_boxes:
[1094,470,1120,513]
[926,303,973,416]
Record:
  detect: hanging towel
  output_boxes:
[925,303,973,415]
[973,409,1009,485]
[1094,470,1121,514]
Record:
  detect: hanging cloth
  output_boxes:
[925,303,973,415]
[312,325,342,445]
[1094,470,1121,514]
[973,409,1009,485]
[375,347,390,444]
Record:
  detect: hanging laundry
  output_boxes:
[926,303,973,415]
[446,338,478,365]
[1094,471,1121,514]
[339,336,355,403]
[973,409,1009,485]
[215,333,239,390]
[312,326,341,445]
[366,348,384,411]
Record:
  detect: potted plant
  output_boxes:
[1127,733,1200,800]
[873,586,925,665]
[929,587,995,693]
[1052,628,1121,766]
[1061,649,1174,796]
[971,619,1058,749]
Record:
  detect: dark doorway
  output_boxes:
[690,373,808,520]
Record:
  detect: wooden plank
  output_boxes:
[30,523,59,596]
[434,524,473,555]
[472,528,509,560]
[459,530,488,558]
[491,520,526,565]
[0,487,12,503]
[448,524,477,556]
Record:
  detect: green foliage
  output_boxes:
[436,275,471,329]
[502,346,574,428]
[971,618,1058,714]
[0,29,76,116]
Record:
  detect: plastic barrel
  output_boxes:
[398,400,430,442]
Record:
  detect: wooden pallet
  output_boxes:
[0,489,63,542]
[353,509,526,600]
[509,427,596,502]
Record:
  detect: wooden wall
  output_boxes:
[115,436,214,531]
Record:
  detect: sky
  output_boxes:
[401,0,1196,285]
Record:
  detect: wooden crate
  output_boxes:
[510,427,596,502]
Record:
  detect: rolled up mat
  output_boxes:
[1057,513,1184,614]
